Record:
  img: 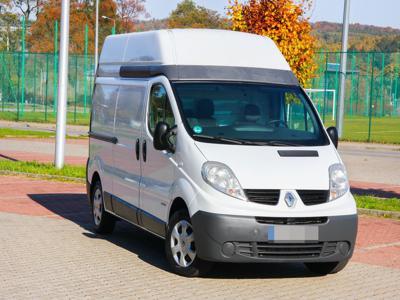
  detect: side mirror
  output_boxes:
[326,126,338,149]
[153,121,173,151]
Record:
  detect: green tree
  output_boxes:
[0,12,20,51]
[168,0,229,29]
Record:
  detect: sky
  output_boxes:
[144,0,400,29]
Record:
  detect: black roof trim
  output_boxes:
[119,65,298,86]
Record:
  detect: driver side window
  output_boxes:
[148,84,175,135]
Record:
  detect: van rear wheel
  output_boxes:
[165,209,213,277]
[91,180,116,234]
[305,260,349,275]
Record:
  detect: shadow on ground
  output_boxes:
[28,192,319,279]
[351,187,400,198]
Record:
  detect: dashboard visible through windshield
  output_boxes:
[172,82,330,146]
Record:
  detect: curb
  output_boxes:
[357,208,400,219]
[0,170,85,183]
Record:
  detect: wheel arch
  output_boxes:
[89,172,101,201]
[168,197,189,221]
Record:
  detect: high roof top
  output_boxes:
[99,29,291,71]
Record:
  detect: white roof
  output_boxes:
[99,29,291,71]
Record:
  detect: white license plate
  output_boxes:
[267,225,319,241]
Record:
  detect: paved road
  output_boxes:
[0,120,88,137]
[0,138,88,165]
[339,142,400,186]
[0,175,399,299]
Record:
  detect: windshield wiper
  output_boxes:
[192,134,266,145]
[193,135,305,146]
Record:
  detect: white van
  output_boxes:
[87,29,357,277]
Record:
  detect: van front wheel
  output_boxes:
[165,209,213,277]
[305,260,349,275]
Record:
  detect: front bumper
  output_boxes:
[191,211,358,263]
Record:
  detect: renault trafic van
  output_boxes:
[87,29,357,277]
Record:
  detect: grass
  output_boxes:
[0,128,87,139]
[0,160,85,179]
[323,116,400,144]
[0,128,56,138]
[0,111,90,126]
[354,195,400,212]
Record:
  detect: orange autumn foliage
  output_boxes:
[228,0,317,86]
[28,0,117,53]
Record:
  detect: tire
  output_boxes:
[91,180,116,234]
[305,259,349,275]
[165,209,213,277]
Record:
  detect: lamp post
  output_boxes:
[102,15,116,35]
[55,0,70,169]
[94,0,99,73]
[337,0,351,138]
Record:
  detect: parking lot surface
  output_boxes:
[0,175,399,299]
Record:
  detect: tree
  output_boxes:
[114,0,147,32]
[168,0,229,29]
[228,0,317,86]
[27,0,148,53]
[10,0,43,20]
[0,12,20,51]
[27,0,117,53]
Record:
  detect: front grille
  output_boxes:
[297,190,329,206]
[235,241,338,259]
[255,217,328,225]
[245,189,280,205]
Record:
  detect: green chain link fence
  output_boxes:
[0,49,399,143]
[308,51,399,143]
[0,51,95,125]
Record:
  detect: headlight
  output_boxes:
[201,161,247,201]
[329,163,349,201]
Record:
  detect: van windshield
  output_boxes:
[172,82,329,146]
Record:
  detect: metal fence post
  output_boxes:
[379,53,385,117]
[364,52,371,116]
[45,53,49,122]
[333,52,340,121]
[17,52,20,121]
[83,24,88,114]
[368,52,375,142]
[394,53,399,115]
[33,52,37,112]
[21,16,26,116]
[349,52,356,116]
[1,52,4,112]
[323,52,329,123]
[53,20,59,115]
[74,54,78,123]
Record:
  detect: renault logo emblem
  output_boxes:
[284,192,297,207]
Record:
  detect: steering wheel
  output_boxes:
[266,119,288,128]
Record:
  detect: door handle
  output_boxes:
[135,138,140,160]
[142,140,147,162]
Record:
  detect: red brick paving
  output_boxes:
[0,176,85,218]
[0,175,399,270]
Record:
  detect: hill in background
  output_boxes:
[312,21,400,52]
[137,20,400,53]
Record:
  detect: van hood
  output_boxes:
[195,142,340,190]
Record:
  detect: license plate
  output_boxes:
[267,225,319,241]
